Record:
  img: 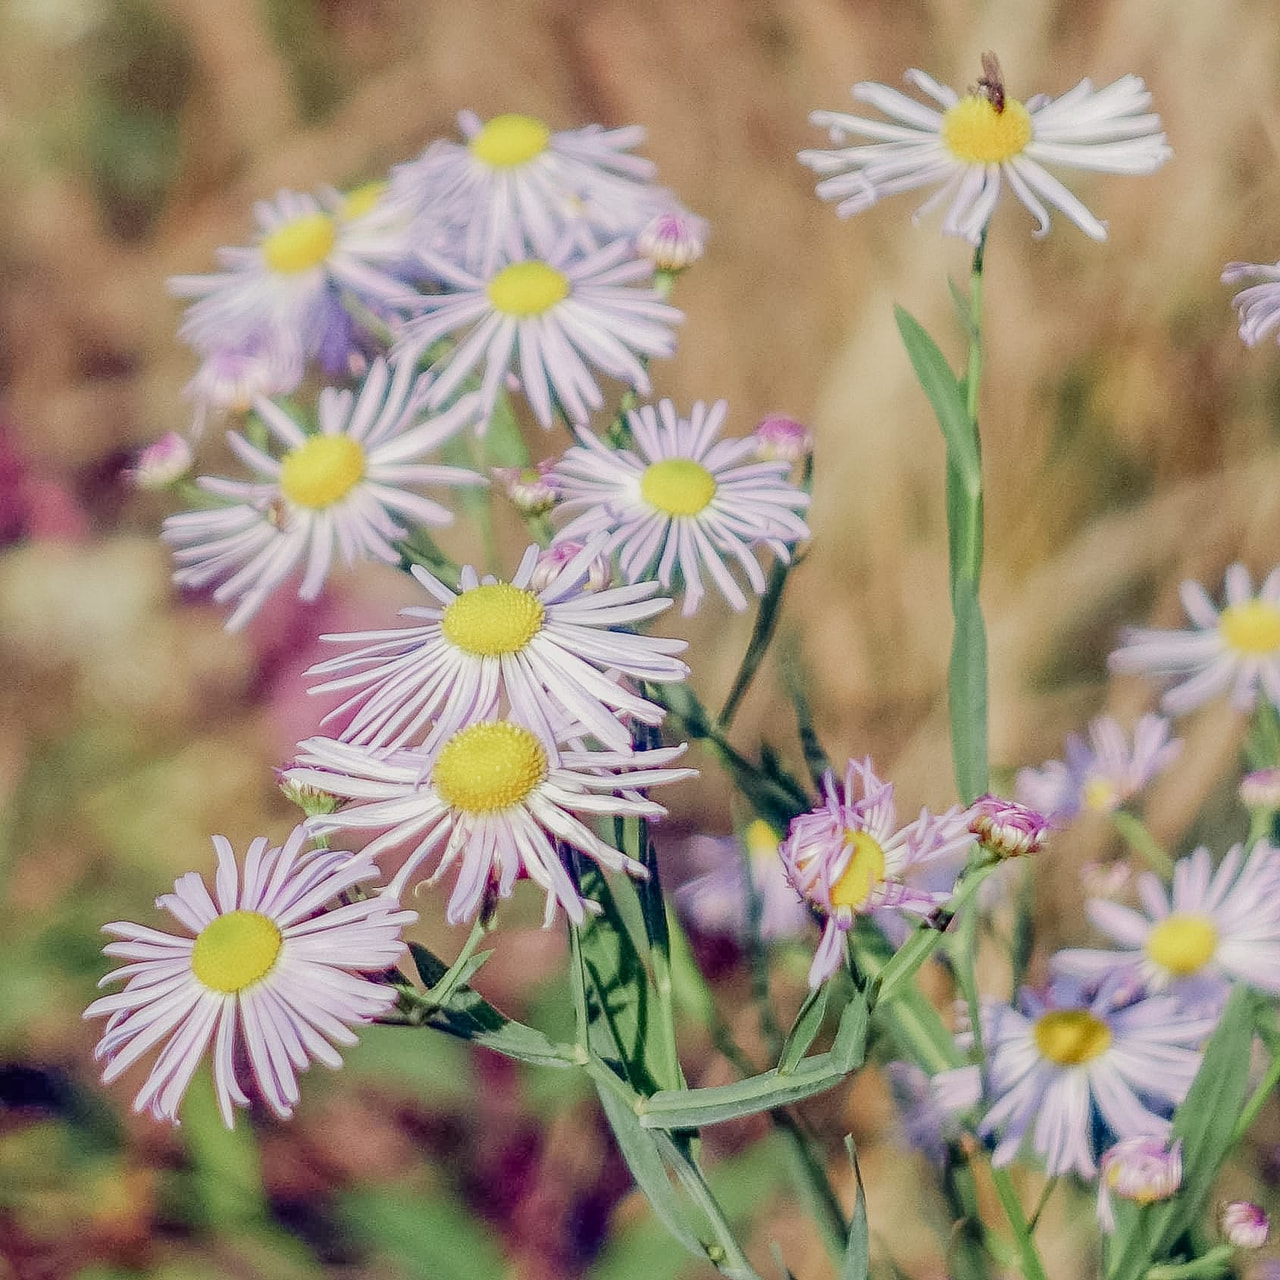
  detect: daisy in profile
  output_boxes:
[171,187,414,371]
[84,827,415,1127]
[283,722,695,921]
[162,357,483,631]
[1014,714,1181,821]
[779,756,975,987]
[799,55,1170,244]
[1223,258,1280,347]
[395,238,681,430]
[933,983,1215,1177]
[1109,564,1280,714]
[306,540,689,754]
[551,399,811,615]
[1053,843,1280,1005]
[390,112,676,274]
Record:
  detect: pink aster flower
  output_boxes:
[84,827,415,1127]
[780,757,975,987]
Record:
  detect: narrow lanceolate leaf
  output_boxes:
[841,1138,870,1280]
[949,574,989,804]
[640,994,868,1129]
[778,984,831,1076]
[894,306,979,495]
[1106,988,1257,1280]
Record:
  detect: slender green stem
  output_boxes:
[1145,1245,1235,1280]
[773,1109,847,1262]
[1231,1043,1280,1141]
[1026,1177,1058,1234]
[1110,810,1174,879]
[965,235,986,427]
[424,918,488,1008]
[989,1166,1050,1280]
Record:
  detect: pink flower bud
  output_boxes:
[753,414,813,464]
[1097,1136,1182,1232]
[636,210,708,273]
[1220,1201,1269,1249]
[125,433,193,490]
[967,795,1050,859]
[1241,767,1280,810]
[530,541,611,594]
[491,462,558,516]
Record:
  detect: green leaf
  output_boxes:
[894,306,980,496]
[949,573,989,803]
[778,984,830,1075]
[841,1138,869,1280]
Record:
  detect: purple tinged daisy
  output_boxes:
[1053,843,1280,1004]
[162,357,483,631]
[395,238,681,430]
[389,112,676,275]
[283,723,695,921]
[933,984,1215,1177]
[1109,564,1280,715]
[84,827,415,1127]
[1014,714,1181,821]
[780,757,975,987]
[182,333,304,438]
[675,819,809,942]
[1223,259,1280,347]
[799,62,1170,244]
[1097,1136,1183,1231]
[305,541,688,755]
[551,399,811,616]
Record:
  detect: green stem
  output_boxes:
[1026,1177,1058,1235]
[773,1109,847,1262]
[990,1166,1050,1280]
[1111,810,1174,879]
[1231,1043,1280,1142]
[1145,1245,1235,1280]
[424,918,488,1008]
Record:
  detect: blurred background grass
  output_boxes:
[3,0,1280,1276]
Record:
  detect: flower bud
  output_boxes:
[1241,767,1280,810]
[636,210,708,273]
[276,768,341,818]
[753,414,813,465]
[529,541,611,594]
[1097,1136,1182,1232]
[967,795,1050,859]
[491,462,558,516]
[125,433,193,490]
[1220,1201,1269,1249]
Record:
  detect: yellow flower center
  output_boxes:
[440,582,546,656]
[1083,776,1120,813]
[340,181,387,221]
[1033,1009,1112,1066]
[745,818,781,867]
[432,721,548,813]
[486,261,571,317]
[261,211,337,274]
[640,458,717,517]
[469,113,552,168]
[1219,599,1280,655]
[191,910,282,994]
[829,830,887,911]
[279,435,367,510]
[1146,913,1218,976]
[941,94,1033,164]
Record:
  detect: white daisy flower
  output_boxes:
[798,58,1170,244]
[1109,564,1280,714]
[389,112,677,275]
[394,238,681,431]
[1223,259,1280,347]
[1014,714,1181,821]
[305,540,689,755]
[780,756,975,988]
[550,399,811,616]
[284,723,695,921]
[933,984,1215,1177]
[1053,843,1280,1005]
[171,187,413,370]
[84,826,415,1127]
[162,357,484,631]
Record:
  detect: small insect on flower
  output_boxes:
[1097,1136,1182,1232]
[84,827,415,1127]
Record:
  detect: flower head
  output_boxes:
[933,984,1214,1177]
[967,795,1051,858]
[551,399,811,615]
[1014,714,1180,821]
[162,358,483,631]
[753,414,814,465]
[1097,1136,1183,1232]
[1221,1201,1270,1249]
[635,209,709,272]
[395,239,681,431]
[126,433,193,490]
[306,541,687,754]
[780,757,975,987]
[1054,843,1280,1005]
[675,819,809,942]
[283,724,694,921]
[1241,766,1280,810]
[1109,564,1280,715]
[1223,259,1280,347]
[799,59,1169,244]
[528,540,611,594]
[84,827,414,1126]
[491,461,558,516]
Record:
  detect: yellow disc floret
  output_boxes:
[486,261,571,317]
[829,830,887,911]
[1033,1009,1112,1066]
[432,721,549,813]
[340,181,387,221]
[441,582,546,656]
[279,435,367,510]
[1146,913,1218,976]
[1220,599,1280,655]
[640,458,717,517]
[470,114,552,168]
[191,910,283,994]
[261,211,337,274]
[941,94,1033,165]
